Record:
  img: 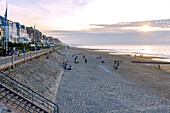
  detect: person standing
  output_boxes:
[23,48,26,53]
[114,60,117,65]
[74,57,77,63]
[85,58,87,64]
[76,54,78,58]
[117,60,119,66]
[67,65,73,70]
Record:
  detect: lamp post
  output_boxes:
[33,24,36,51]
[5,4,8,55]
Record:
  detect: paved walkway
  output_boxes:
[55,49,170,113]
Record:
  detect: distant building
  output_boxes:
[46,36,52,45]
[20,25,28,43]
[26,27,34,43]
[0,15,9,44]
[0,27,5,47]
[15,22,20,42]
[53,38,62,46]
[0,16,19,43]
[0,27,4,39]
[9,22,18,43]
[34,29,41,43]
[41,35,47,47]
[0,15,48,45]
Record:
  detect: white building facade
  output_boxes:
[20,25,28,43]
[9,22,18,43]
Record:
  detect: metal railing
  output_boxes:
[0,87,39,113]
[0,49,53,70]
[0,70,59,113]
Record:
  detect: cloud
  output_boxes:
[75,0,170,25]
[44,19,170,45]
[0,0,6,15]
[0,0,94,30]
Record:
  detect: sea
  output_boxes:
[72,45,170,62]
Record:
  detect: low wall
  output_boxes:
[0,49,53,71]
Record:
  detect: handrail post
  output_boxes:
[24,53,26,63]
[32,91,33,103]
[30,51,32,61]
[36,50,37,58]
[54,105,59,113]
[12,55,14,68]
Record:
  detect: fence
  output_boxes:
[0,49,53,70]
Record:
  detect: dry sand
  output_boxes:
[55,47,170,112]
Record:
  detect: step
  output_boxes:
[0,90,6,99]
[0,84,52,113]
[5,93,14,103]
[20,101,29,113]
[6,95,16,105]
[0,91,9,102]
[10,96,20,108]
[28,105,36,113]
[32,106,42,113]
[16,99,29,111]
[24,103,31,111]
[0,87,6,91]
[34,108,40,113]
[16,99,27,111]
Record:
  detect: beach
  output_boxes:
[2,46,169,112]
[55,47,170,112]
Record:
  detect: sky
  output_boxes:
[1,0,170,45]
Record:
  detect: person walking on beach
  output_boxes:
[113,60,118,70]
[64,65,67,69]
[76,54,78,58]
[82,55,85,58]
[158,64,160,69]
[85,58,87,64]
[117,60,119,66]
[114,60,117,65]
[74,57,77,63]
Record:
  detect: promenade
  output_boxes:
[55,48,170,113]
[0,49,53,71]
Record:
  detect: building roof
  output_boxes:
[14,22,20,29]
[20,25,25,29]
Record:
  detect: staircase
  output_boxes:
[0,71,59,113]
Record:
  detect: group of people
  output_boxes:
[8,49,19,56]
[73,53,87,64]
[62,61,73,70]
[8,47,26,56]
[96,56,120,70]
[62,52,88,71]
[63,47,121,72]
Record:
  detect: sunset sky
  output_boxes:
[1,0,170,45]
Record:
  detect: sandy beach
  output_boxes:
[55,47,170,112]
